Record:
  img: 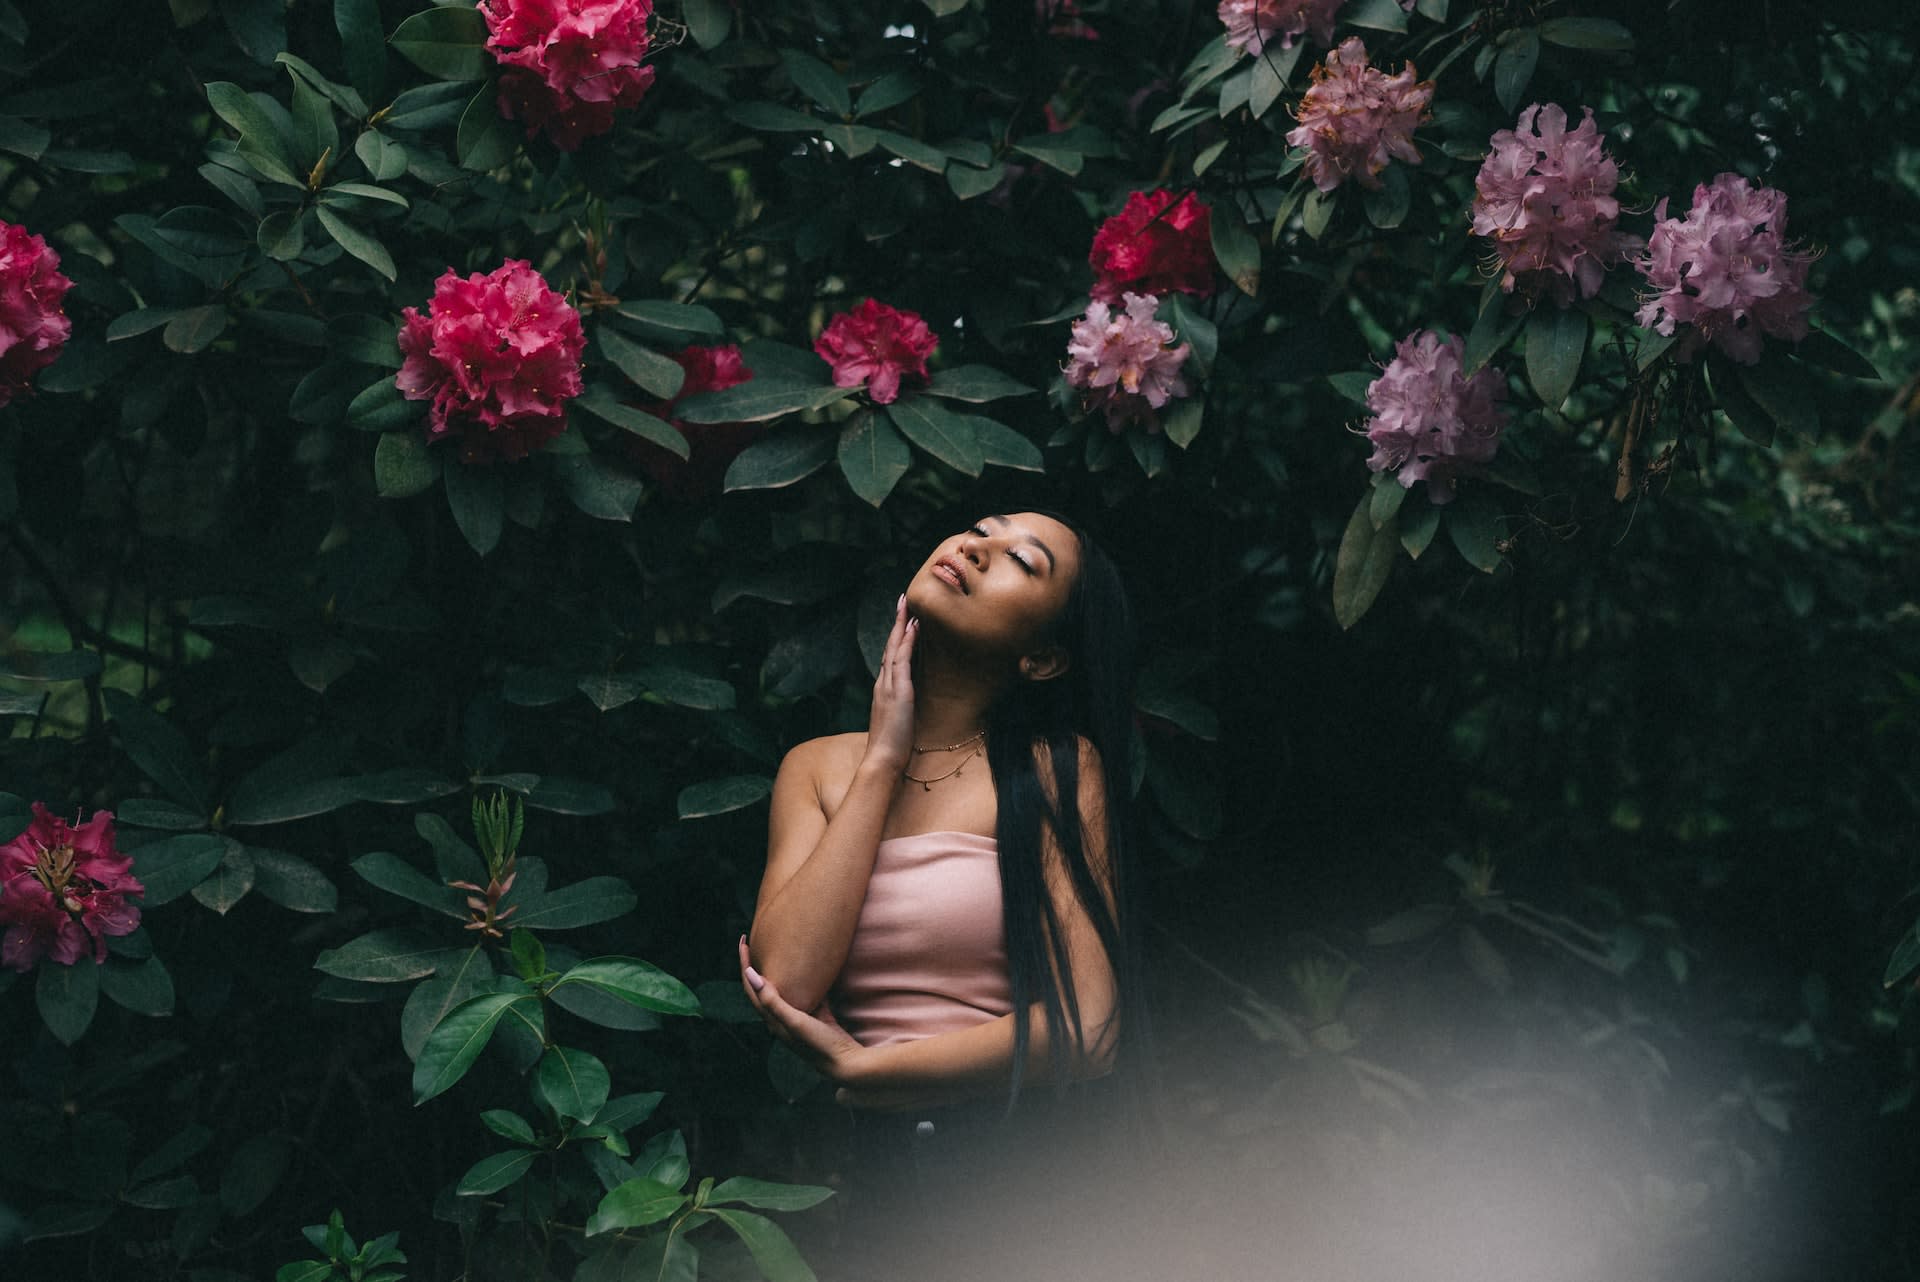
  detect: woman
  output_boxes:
[736,510,1142,1274]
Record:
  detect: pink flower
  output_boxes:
[1634,173,1816,365]
[1218,0,1346,54]
[813,299,939,405]
[0,222,73,408]
[628,343,759,498]
[395,260,586,463]
[480,0,657,150]
[0,803,142,972]
[1284,37,1433,194]
[1361,329,1507,503]
[1089,189,1216,304]
[1470,104,1641,305]
[1064,292,1193,433]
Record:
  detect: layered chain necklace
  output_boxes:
[901,728,986,790]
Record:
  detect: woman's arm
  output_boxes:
[746,598,918,1014]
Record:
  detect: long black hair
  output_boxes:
[981,511,1142,1109]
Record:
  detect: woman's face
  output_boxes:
[906,512,1081,666]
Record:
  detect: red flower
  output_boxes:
[627,344,759,499]
[0,222,73,408]
[813,299,939,405]
[395,260,586,464]
[0,803,142,972]
[1088,189,1216,303]
[481,0,657,150]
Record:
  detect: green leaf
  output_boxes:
[1011,136,1082,175]
[1445,490,1502,573]
[1465,280,1524,374]
[510,928,546,981]
[1537,16,1633,50]
[444,461,504,557]
[711,1209,817,1282]
[780,51,849,117]
[205,82,299,186]
[722,427,836,491]
[355,130,408,181]
[535,1046,611,1123]
[683,0,731,48]
[189,843,255,915]
[335,0,386,99]
[287,71,338,173]
[132,834,231,906]
[1210,212,1260,296]
[457,80,514,171]
[0,648,100,682]
[706,1178,835,1212]
[482,1109,536,1145]
[610,299,725,342]
[967,416,1044,471]
[1525,306,1586,408]
[1493,31,1541,114]
[1794,330,1880,382]
[400,953,493,1060]
[114,799,205,831]
[886,397,983,475]
[947,161,1005,200]
[37,961,99,1045]
[1705,354,1775,445]
[725,101,821,133]
[1885,922,1920,989]
[554,454,646,522]
[1332,489,1397,630]
[525,775,617,816]
[677,774,772,819]
[227,771,362,827]
[1400,500,1441,559]
[349,378,416,433]
[837,409,912,507]
[389,5,490,81]
[257,209,306,261]
[457,1150,539,1196]
[1738,356,1820,441]
[597,327,685,399]
[249,849,339,913]
[315,205,394,280]
[351,851,466,918]
[320,181,408,210]
[1301,186,1336,240]
[163,306,229,355]
[220,1133,292,1217]
[1162,398,1204,449]
[413,992,537,1104]
[553,958,701,1017]
[1361,163,1411,230]
[372,429,437,495]
[510,878,638,930]
[1345,0,1412,32]
[1247,44,1300,119]
[679,378,850,424]
[594,1093,665,1133]
[573,389,689,457]
[924,365,1033,403]
[587,1179,687,1235]
[1370,472,1408,528]
[633,664,735,710]
[103,689,207,811]
[314,928,442,982]
[873,129,947,172]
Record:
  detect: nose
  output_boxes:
[957,533,988,568]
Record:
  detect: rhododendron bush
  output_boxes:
[1,0,1916,1278]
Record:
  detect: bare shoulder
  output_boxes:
[776,731,869,813]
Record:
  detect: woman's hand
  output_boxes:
[863,594,918,773]
[738,936,867,1084]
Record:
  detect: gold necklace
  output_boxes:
[901,743,983,790]
[911,728,986,755]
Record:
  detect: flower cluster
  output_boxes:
[480,0,657,151]
[814,299,939,405]
[396,260,586,463]
[1218,0,1346,54]
[0,804,142,972]
[1470,104,1640,305]
[1634,173,1816,365]
[1089,189,1216,304]
[629,344,758,498]
[1065,292,1194,433]
[1285,37,1433,194]
[1362,329,1508,503]
[0,222,73,408]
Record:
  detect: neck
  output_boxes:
[908,628,1005,748]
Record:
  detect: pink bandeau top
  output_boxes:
[830,830,1013,1048]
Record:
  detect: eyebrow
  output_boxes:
[982,514,1056,572]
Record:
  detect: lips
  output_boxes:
[932,555,969,594]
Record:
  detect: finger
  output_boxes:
[737,937,768,1015]
[879,594,906,672]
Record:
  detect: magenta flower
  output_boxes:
[396,260,586,463]
[0,803,142,972]
[1065,292,1193,434]
[628,343,759,499]
[0,221,73,408]
[1470,104,1641,305]
[1361,329,1507,503]
[480,0,657,150]
[1089,189,1216,304]
[813,299,939,405]
[1634,173,1816,365]
[1218,0,1346,53]
[1285,37,1433,194]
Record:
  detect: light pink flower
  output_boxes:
[813,299,938,405]
[0,222,73,408]
[1362,329,1507,503]
[1470,104,1641,305]
[396,260,586,463]
[480,0,657,150]
[1218,0,1346,53]
[1065,292,1193,433]
[1285,37,1433,194]
[0,803,142,972]
[1634,173,1815,365]
[1089,189,1216,304]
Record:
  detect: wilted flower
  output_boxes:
[1218,0,1346,53]
[814,299,939,405]
[1470,104,1641,305]
[0,803,142,972]
[1634,173,1816,365]
[1065,292,1193,433]
[1285,37,1433,194]
[1361,329,1507,503]
[481,0,657,150]
[0,222,73,408]
[628,344,758,498]
[396,260,586,463]
[1089,189,1216,304]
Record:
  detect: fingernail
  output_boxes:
[738,934,747,948]
[897,593,905,610]
[745,966,765,992]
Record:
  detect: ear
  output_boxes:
[1018,646,1071,683]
